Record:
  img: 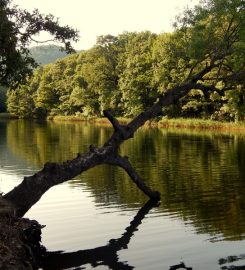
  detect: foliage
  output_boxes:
[118,31,157,116]
[6,0,245,121]
[0,0,78,87]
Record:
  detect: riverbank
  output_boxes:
[0,196,44,270]
[49,115,245,133]
[157,118,245,132]
[48,114,131,125]
[2,113,245,133]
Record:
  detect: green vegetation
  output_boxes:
[6,0,244,123]
[48,115,245,133]
[2,0,245,121]
[157,118,245,131]
[0,0,78,87]
[0,0,78,113]
[29,45,68,65]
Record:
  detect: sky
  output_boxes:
[14,0,200,50]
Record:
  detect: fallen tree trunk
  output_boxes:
[3,62,221,217]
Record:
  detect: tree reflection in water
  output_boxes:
[41,200,159,270]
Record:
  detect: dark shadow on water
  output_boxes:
[219,253,245,270]
[41,199,159,270]
[169,262,192,269]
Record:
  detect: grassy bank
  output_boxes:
[48,115,131,125]
[49,115,245,132]
[4,113,245,132]
[156,118,245,132]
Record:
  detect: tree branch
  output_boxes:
[105,155,160,200]
[103,110,128,139]
[4,149,113,217]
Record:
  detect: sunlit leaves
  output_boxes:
[6,0,245,121]
[119,31,157,116]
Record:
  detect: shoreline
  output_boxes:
[1,113,245,133]
[0,196,44,270]
[49,115,245,133]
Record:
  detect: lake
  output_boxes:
[1,119,245,270]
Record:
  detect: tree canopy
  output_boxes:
[7,0,245,121]
[0,0,78,86]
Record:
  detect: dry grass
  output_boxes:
[11,113,245,133]
[157,118,245,132]
[50,115,131,125]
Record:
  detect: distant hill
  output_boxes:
[29,45,68,65]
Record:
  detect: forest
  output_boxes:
[6,1,245,122]
[0,45,68,113]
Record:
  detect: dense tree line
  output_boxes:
[7,0,245,121]
[0,45,68,112]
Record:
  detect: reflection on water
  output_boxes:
[1,119,245,269]
[219,253,245,269]
[42,200,159,270]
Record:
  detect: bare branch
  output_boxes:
[103,110,128,139]
[4,148,113,217]
[29,36,56,44]
[105,155,160,200]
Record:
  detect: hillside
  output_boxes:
[29,45,68,65]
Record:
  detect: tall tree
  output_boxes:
[75,36,120,117]
[119,32,157,116]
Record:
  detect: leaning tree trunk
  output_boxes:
[3,62,222,217]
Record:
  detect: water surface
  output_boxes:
[1,119,245,269]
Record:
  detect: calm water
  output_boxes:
[1,119,245,270]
